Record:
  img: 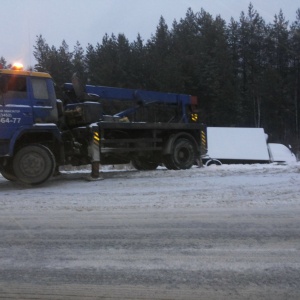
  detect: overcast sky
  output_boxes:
[1,0,299,68]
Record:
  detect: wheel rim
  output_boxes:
[19,152,48,178]
[173,138,195,169]
[13,144,55,185]
[176,147,190,164]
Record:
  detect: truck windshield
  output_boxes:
[1,75,27,99]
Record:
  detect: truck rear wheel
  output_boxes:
[131,156,159,170]
[13,144,55,185]
[162,154,175,170]
[164,138,196,170]
[0,160,16,181]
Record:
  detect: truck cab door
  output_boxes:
[0,74,34,139]
[29,77,58,124]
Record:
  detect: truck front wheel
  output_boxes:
[13,144,55,185]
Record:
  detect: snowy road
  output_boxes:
[1,164,300,299]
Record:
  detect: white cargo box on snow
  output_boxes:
[202,127,296,165]
[268,143,297,163]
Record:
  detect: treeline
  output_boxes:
[1,4,300,149]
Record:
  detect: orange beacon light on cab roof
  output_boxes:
[11,63,24,70]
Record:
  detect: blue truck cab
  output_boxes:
[0,66,62,184]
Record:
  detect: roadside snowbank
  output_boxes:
[1,162,299,211]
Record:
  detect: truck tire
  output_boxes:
[0,160,17,181]
[162,154,175,170]
[164,138,196,170]
[131,156,159,170]
[13,144,55,185]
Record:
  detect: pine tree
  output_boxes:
[145,16,172,91]
[85,43,99,84]
[56,40,73,85]
[237,4,266,127]
[0,56,8,69]
[73,41,87,84]
[33,35,52,72]
[191,9,237,126]
[130,34,148,89]
[171,8,200,94]
[262,10,291,141]
[115,33,132,87]
[290,9,300,145]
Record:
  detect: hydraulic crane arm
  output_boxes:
[63,83,198,123]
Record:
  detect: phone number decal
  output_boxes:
[0,117,21,124]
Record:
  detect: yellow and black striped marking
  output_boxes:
[93,131,100,146]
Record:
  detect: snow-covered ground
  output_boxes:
[1,162,299,210]
[1,162,300,299]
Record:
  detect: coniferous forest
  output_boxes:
[1,4,300,151]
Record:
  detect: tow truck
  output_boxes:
[0,64,206,185]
